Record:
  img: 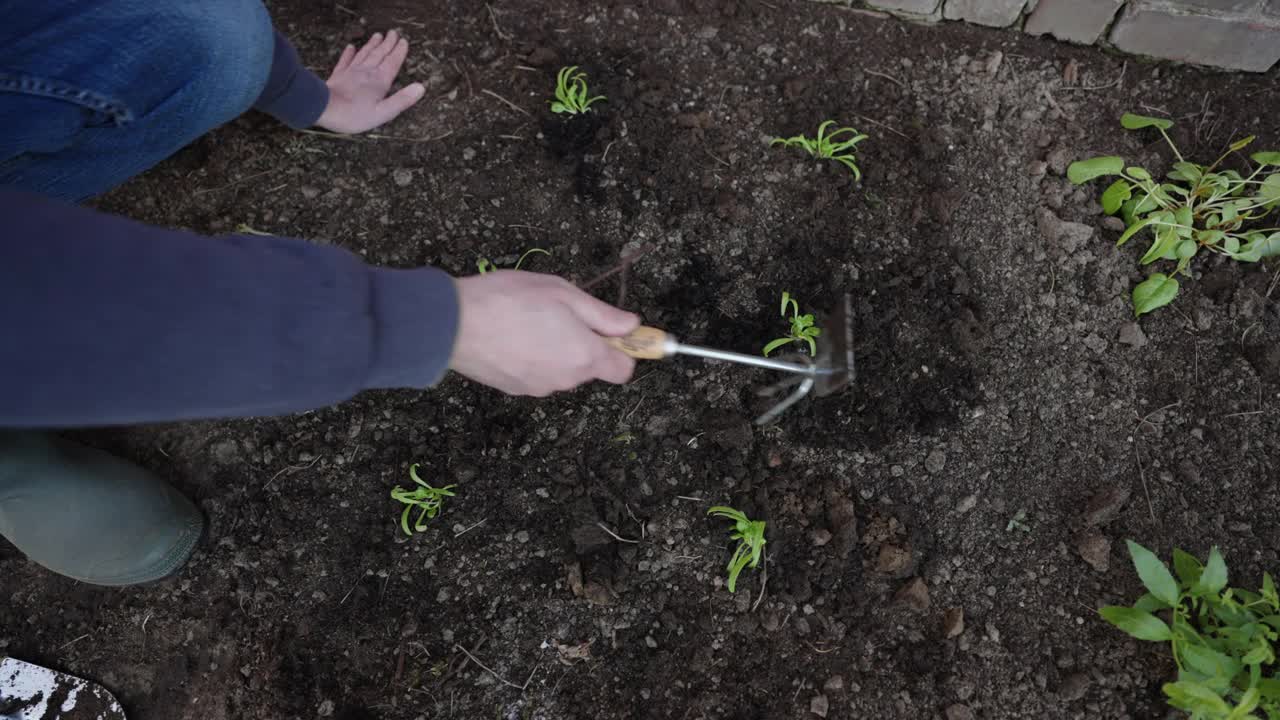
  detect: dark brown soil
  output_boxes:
[4,2,1280,719]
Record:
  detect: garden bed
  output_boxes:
[4,1,1279,718]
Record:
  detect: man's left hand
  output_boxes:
[316,30,426,134]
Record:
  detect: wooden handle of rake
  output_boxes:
[605,326,671,360]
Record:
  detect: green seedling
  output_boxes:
[477,247,551,274]
[1101,541,1280,719]
[771,120,869,181]
[1069,113,1280,316]
[550,66,606,115]
[707,506,766,593]
[390,463,457,536]
[763,291,821,357]
[1005,509,1031,533]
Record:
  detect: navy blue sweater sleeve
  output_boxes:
[0,190,458,428]
[253,31,330,129]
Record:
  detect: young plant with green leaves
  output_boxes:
[707,506,766,593]
[549,66,605,115]
[771,120,869,181]
[476,247,551,274]
[390,464,457,536]
[1069,113,1280,316]
[763,291,821,357]
[1101,540,1280,719]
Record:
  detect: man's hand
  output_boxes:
[449,272,640,397]
[316,30,426,134]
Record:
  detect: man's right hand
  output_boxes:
[447,272,640,397]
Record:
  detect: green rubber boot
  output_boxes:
[0,432,204,586]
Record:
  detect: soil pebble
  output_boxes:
[895,577,931,612]
[1075,532,1111,573]
[1058,672,1092,702]
[943,607,965,639]
[946,705,976,720]
[925,449,947,474]
[824,676,845,693]
[810,695,830,718]
[875,544,913,576]
[1083,486,1132,527]
[1117,322,1147,348]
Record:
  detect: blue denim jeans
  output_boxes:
[0,0,275,201]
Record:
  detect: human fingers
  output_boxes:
[592,341,636,385]
[352,32,385,66]
[333,44,357,74]
[366,29,399,67]
[374,83,426,125]
[556,282,639,336]
[379,37,411,83]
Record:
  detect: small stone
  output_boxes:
[515,530,530,544]
[824,675,845,693]
[762,611,781,632]
[984,50,1004,74]
[675,111,712,129]
[1058,672,1091,702]
[461,148,477,161]
[1083,333,1108,354]
[894,577,931,612]
[1083,486,1132,527]
[644,635,658,648]
[811,528,833,547]
[210,439,238,464]
[1076,532,1111,573]
[1037,209,1095,252]
[942,607,965,638]
[318,700,335,717]
[1027,160,1047,177]
[1117,323,1147,348]
[300,185,320,199]
[876,544,913,575]
[1046,148,1071,175]
[1102,216,1125,232]
[392,168,413,187]
[945,704,975,720]
[956,494,978,513]
[809,694,830,718]
[925,449,947,474]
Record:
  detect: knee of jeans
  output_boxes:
[147,0,275,130]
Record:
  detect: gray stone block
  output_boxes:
[1109,2,1280,71]
[867,0,944,17]
[943,0,1029,27]
[1166,0,1261,13]
[1024,0,1123,43]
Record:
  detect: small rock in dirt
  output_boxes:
[515,530,530,544]
[392,168,413,187]
[461,148,476,161]
[300,185,319,199]
[571,523,612,554]
[810,695,830,718]
[675,111,712,129]
[524,46,558,66]
[209,438,238,464]
[565,561,584,597]
[1083,486,1132,527]
[762,611,781,632]
[1046,148,1072,176]
[1027,160,1047,178]
[1083,333,1108,354]
[826,490,858,559]
[581,581,614,606]
[318,699,335,717]
[1037,209,1094,252]
[1075,532,1111,573]
[945,704,975,720]
[984,51,1004,74]
[955,494,978,514]
[824,675,845,693]
[943,607,965,638]
[1117,322,1147,348]
[876,544,913,575]
[644,635,658,649]
[925,449,946,474]
[783,76,810,99]
[1102,216,1125,232]
[811,528,833,547]
[894,577,931,612]
[1058,672,1091,702]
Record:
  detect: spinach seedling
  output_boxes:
[1069,113,1280,316]
[477,247,551,274]
[707,506,766,593]
[390,463,457,536]
[763,291,821,357]
[550,66,606,115]
[1101,540,1280,719]
[772,120,869,181]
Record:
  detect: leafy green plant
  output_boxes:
[707,506,766,593]
[1069,113,1280,316]
[477,247,550,274]
[771,120,869,181]
[1101,540,1280,719]
[390,464,457,536]
[763,291,821,357]
[549,66,605,115]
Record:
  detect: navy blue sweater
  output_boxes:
[0,35,459,428]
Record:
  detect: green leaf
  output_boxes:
[1263,573,1278,608]
[1135,592,1172,612]
[1173,549,1204,586]
[1229,686,1262,720]
[1195,547,1229,595]
[1068,156,1125,184]
[1175,239,1198,261]
[1234,233,1280,262]
[1122,113,1173,131]
[1117,215,1159,247]
[763,338,792,357]
[1140,226,1180,265]
[1101,180,1132,215]
[1127,167,1153,181]
[1164,680,1232,715]
[1100,606,1173,641]
[1260,175,1280,204]
[1181,643,1242,687]
[1133,273,1180,316]
[1243,640,1274,666]
[1226,236,1242,254]
[1169,162,1204,183]
[1252,152,1280,167]
[1197,230,1225,246]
